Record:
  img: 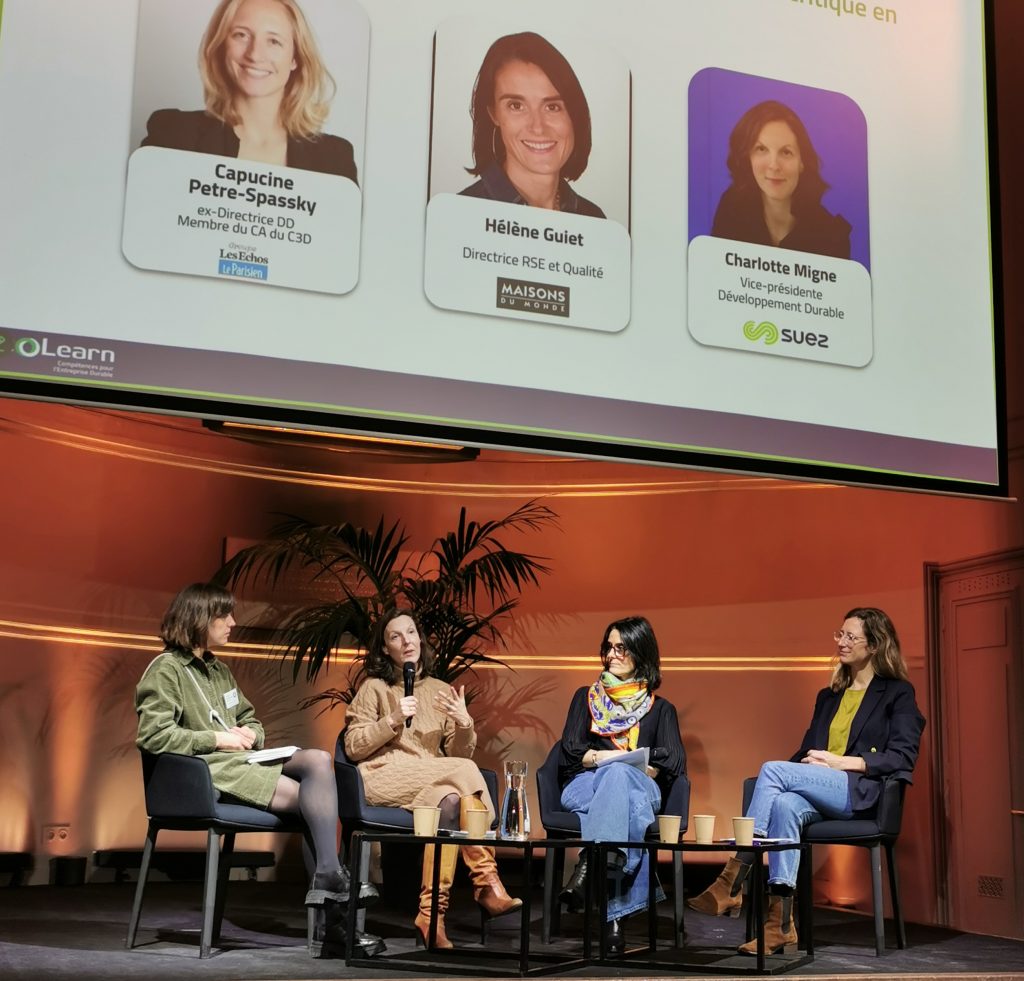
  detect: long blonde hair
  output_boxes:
[830,606,909,692]
[199,0,335,140]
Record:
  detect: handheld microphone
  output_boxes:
[403,661,415,728]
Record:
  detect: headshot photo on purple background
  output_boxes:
[688,67,870,269]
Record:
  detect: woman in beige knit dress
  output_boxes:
[344,607,521,948]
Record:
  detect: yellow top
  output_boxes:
[827,687,867,756]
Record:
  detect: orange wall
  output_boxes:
[0,397,1022,927]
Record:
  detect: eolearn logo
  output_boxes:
[743,320,779,345]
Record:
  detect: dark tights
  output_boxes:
[270,749,339,875]
[438,792,461,830]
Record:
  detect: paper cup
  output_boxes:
[413,806,441,837]
[693,814,715,844]
[657,814,682,843]
[733,816,755,847]
[464,808,490,838]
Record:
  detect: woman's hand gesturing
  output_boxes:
[434,684,473,728]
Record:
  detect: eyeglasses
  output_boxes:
[601,642,630,657]
[833,630,866,646]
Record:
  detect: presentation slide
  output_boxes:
[0,0,1001,493]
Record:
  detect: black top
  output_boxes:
[790,675,925,813]
[459,162,605,218]
[711,185,850,260]
[557,686,686,798]
[141,109,358,184]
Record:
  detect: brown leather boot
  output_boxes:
[687,856,750,916]
[460,795,523,917]
[739,894,798,955]
[413,843,458,949]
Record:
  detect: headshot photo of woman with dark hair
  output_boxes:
[458,31,605,218]
[141,0,358,182]
[711,99,850,259]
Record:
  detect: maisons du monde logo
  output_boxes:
[496,277,570,317]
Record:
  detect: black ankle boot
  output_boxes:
[306,866,380,908]
[309,902,386,959]
[559,854,588,912]
[606,916,625,955]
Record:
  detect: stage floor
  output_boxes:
[0,879,1021,981]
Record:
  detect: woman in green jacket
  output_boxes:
[135,582,379,953]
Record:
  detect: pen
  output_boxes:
[210,709,232,732]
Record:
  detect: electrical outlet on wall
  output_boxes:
[42,823,70,845]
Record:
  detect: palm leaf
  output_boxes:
[216,500,557,692]
[426,501,556,606]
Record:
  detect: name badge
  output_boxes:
[224,688,239,709]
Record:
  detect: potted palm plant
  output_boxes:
[215,500,558,708]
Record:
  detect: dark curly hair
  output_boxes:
[724,99,828,216]
[364,607,435,685]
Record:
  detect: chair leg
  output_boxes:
[356,839,371,934]
[885,843,906,949]
[200,829,221,958]
[125,823,158,949]
[672,851,685,947]
[869,842,885,955]
[212,831,235,945]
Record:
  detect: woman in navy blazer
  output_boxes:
[689,607,925,954]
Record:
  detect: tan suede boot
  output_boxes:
[739,894,798,955]
[687,856,750,916]
[459,795,523,917]
[413,843,458,949]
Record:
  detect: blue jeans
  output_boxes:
[746,760,853,887]
[560,763,663,920]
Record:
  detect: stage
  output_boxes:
[1,878,1021,981]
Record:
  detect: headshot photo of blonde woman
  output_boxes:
[129,0,369,182]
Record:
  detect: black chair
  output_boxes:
[333,733,500,938]
[742,773,908,955]
[125,751,309,958]
[536,742,691,944]
[333,732,500,841]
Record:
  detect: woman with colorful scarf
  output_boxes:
[556,616,686,954]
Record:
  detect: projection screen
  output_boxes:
[0,0,1004,494]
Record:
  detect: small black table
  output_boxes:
[345,830,597,976]
[592,838,815,975]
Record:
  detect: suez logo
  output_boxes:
[742,320,829,349]
[495,277,570,317]
[0,334,116,363]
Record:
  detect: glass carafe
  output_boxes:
[498,760,531,840]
